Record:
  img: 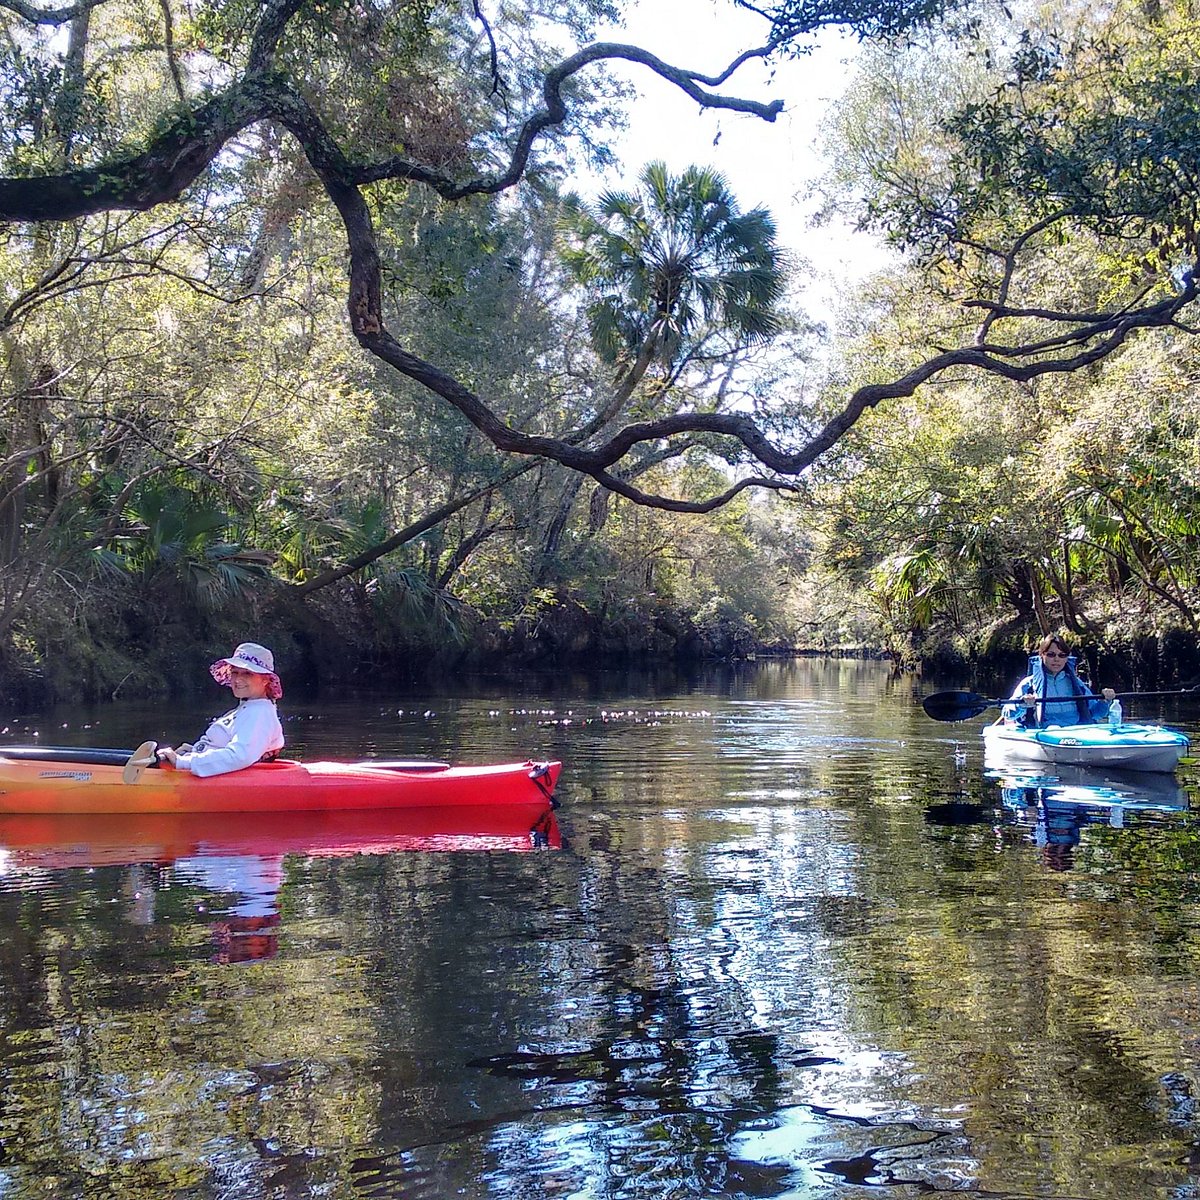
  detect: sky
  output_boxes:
[582,1,883,316]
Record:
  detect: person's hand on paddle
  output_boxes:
[157,743,195,766]
[1022,691,1037,709]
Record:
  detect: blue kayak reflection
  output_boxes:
[990,763,1190,871]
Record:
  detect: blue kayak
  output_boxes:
[983,719,1189,774]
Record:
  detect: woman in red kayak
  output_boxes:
[158,642,285,777]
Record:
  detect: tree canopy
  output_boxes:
[789,0,1200,660]
[5,0,1193,519]
[5,0,1200,695]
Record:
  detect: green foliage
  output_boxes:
[16,0,1200,687]
[108,474,271,611]
[560,162,787,368]
[939,22,1200,249]
[772,0,1200,654]
[832,0,1200,295]
[740,0,973,47]
[798,286,1200,651]
[0,0,805,694]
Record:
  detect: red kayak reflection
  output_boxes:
[0,807,562,964]
[0,805,562,869]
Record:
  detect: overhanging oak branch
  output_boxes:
[1,0,1197,519]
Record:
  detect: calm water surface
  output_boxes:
[3,659,1200,1199]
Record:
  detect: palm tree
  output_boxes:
[560,161,787,401]
[534,164,789,581]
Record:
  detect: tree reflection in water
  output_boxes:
[0,660,1199,1198]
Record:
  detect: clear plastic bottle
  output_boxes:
[1109,697,1123,730]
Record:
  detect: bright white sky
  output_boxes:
[582,1,882,317]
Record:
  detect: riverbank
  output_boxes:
[6,574,1199,708]
[0,579,789,707]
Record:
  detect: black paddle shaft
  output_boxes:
[0,744,136,766]
[921,688,1199,723]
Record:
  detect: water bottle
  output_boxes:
[1109,698,1122,730]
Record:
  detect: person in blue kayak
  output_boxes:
[158,642,285,777]
[1003,634,1116,728]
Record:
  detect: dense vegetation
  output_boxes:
[1,0,1199,700]
[795,0,1200,679]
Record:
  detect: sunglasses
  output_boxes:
[1043,650,1067,659]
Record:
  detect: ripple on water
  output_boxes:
[3,662,1200,1198]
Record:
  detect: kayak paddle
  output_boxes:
[122,740,159,783]
[118,745,453,781]
[922,688,1200,723]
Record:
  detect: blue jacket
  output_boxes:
[1003,655,1111,727]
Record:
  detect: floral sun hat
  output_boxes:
[209,642,283,700]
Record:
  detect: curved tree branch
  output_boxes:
[1,0,1196,521]
[0,40,781,223]
[0,80,272,220]
[348,275,1196,507]
[0,0,106,24]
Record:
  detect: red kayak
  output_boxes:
[0,805,562,867]
[0,746,561,815]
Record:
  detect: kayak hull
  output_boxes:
[0,747,562,815]
[983,721,1188,774]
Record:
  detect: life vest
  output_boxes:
[1021,653,1092,726]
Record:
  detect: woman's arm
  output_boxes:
[1002,674,1036,722]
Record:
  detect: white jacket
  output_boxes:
[174,698,284,778]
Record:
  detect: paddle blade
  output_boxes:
[921,692,997,722]
[123,740,159,784]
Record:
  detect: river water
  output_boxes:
[3,658,1200,1199]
